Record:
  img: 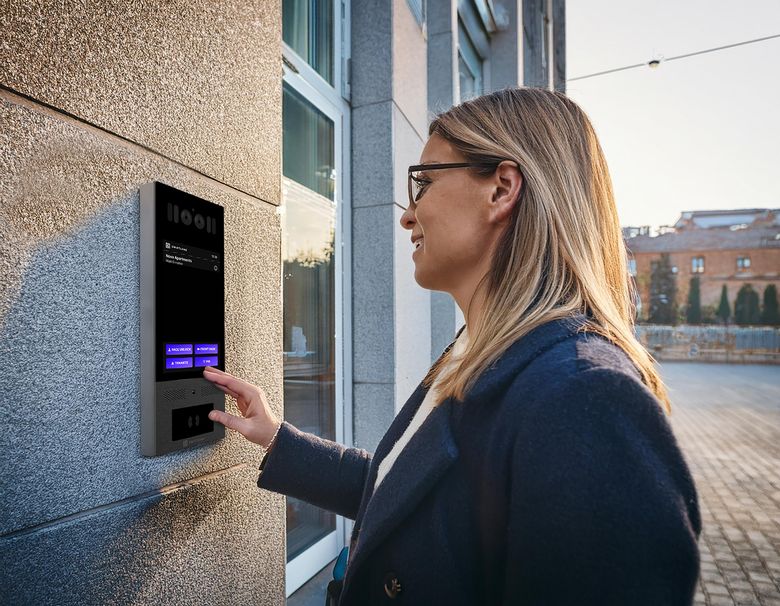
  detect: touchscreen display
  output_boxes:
[154,184,225,381]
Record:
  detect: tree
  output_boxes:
[761,284,780,325]
[734,284,760,325]
[648,253,678,324]
[717,285,730,324]
[686,277,702,324]
[700,304,717,324]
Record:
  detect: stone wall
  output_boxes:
[0,2,286,604]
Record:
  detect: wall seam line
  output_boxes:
[0,463,250,541]
[0,85,276,210]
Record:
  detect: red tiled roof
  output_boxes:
[625,226,780,254]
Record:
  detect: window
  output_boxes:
[283,84,335,200]
[283,0,334,84]
[691,256,705,274]
[282,0,349,594]
[282,81,337,565]
[627,259,637,276]
[457,17,484,101]
[737,256,751,272]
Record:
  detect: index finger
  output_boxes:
[203,367,256,400]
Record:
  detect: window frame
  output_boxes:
[456,0,491,102]
[691,256,705,274]
[282,0,354,596]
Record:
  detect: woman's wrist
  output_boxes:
[264,419,282,451]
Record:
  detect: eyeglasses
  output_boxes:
[406,161,515,210]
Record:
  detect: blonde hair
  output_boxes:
[423,87,671,415]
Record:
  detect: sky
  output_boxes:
[565,0,780,229]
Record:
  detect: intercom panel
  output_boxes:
[140,182,226,456]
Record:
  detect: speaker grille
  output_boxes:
[201,384,222,397]
[163,388,187,402]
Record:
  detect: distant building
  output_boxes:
[625,209,780,320]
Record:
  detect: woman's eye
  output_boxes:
[414,178,431,200]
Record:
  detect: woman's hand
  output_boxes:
[202,366,281,449]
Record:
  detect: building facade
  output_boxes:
[625,209,780,322]
[1,0,565,603]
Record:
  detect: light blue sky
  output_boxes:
[566,0,780,229]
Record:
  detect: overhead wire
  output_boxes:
[567,33,780,82]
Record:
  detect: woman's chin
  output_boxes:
[413,264,442,291]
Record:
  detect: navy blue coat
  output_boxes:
[257,314,701,604]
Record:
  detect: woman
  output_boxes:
[203,87,701,605]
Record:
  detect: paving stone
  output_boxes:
[755,582,780,598]
[701,561,720,573]
[726,580,753,591]
[748,572,772,584]
[706,583,731,596]
[730,590,759,602]
[660,364,780,606]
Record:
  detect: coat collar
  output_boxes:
[342,312,590,587]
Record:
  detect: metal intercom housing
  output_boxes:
[140,182,226,456]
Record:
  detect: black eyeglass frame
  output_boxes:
[406,161,518,209]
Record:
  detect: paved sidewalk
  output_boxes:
[662,363,780,606]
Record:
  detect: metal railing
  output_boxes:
[635,324,780,362]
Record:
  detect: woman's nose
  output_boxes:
[400,205,416,230]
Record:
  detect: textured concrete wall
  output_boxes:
[0,0,281,203]
[351,0,434,448]
[426,0,460,364]
[0,1,286,604]
[351,0,396,450]
[391,0,432,411]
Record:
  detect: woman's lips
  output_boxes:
[413,238,424,252]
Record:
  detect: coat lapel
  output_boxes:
[350,322,468,525]
[346,393,459,575]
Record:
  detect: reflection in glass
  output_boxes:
[282,83,337,562]
[283,0,334,85]
[458,17,483,101]
[282,179,336,561]
[283,82,336,201]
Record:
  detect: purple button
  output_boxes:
[166,357,193,369]
[195,344,219,355]
[166,343,193,355]
[194,356,218,367]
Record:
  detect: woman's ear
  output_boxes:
[489,161,523,223]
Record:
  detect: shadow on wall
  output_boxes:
[0,465,257,605]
